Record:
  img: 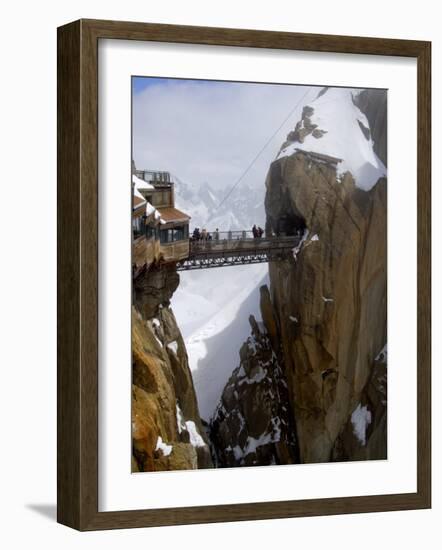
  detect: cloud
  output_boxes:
[132,78,314,192]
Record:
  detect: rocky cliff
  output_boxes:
[132,264,213,471]
[264,87,388,463]
[210,305,298,467]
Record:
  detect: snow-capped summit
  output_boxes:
[277,87,387,191]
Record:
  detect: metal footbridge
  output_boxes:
[175,230,299,271]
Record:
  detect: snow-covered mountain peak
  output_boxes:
[172,173,265,232]
[277,87,387,191]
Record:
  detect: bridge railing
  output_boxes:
[190,229,278,242]
[189,233,299,255]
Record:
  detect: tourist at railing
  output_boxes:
[252,225,264,238]
[190,227,215,244]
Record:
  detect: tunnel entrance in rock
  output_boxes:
[264,160,307,238]
[277,212,306,236]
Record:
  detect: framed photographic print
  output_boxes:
[57,19,431,530]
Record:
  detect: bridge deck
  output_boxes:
[176,236,298,271]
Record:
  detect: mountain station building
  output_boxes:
[132,167,191,266]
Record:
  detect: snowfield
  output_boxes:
[171,264,268,421]
[277,87,386,191]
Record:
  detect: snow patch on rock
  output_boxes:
[167,340,178,354]
[292,229,309,260]
[175,403,206,448]
[185,420,206,448]
[351,403,372,445]
[176,403,186,433]
[155,436,173,457]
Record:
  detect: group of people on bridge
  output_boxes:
[190,225,266,243]
[191,227,219,242]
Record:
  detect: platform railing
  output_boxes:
[189,229,299,241]
[189,231,298,252]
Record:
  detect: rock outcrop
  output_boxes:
[262,87,387,463]
[210,307,298,467]
[132,264,213,472]
[353,89,387,166]
[283,105,328,146]
[133,262,179,319]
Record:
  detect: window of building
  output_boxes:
[132,217,143,238]
[159,225,188,243]
[172,226,185,241]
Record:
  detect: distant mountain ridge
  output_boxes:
[172,174,266,232]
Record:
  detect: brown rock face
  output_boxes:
[332,349,387,461]
[132,265,213,471]
[260,285,280,352]
[210,313,298,467]
[264,149,387,463]
[353,89,387,166]
[133,263,179,319]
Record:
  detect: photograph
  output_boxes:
[0,0,435,539]
[131,77,388,472]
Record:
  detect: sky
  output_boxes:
[132,77,316,192]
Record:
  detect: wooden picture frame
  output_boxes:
[57,19,431,531]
